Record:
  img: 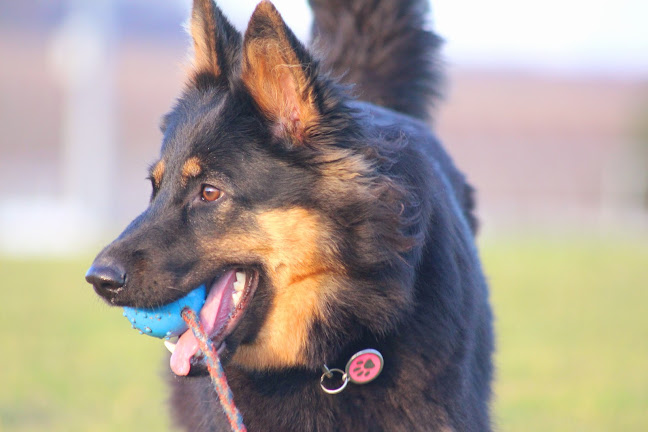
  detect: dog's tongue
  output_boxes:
[170,270,237,376]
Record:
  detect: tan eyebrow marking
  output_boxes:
[151,160,165,187]
[181,157,202,184]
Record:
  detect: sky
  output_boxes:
[205,0,648,78]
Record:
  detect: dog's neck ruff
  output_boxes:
[183,304,384,430]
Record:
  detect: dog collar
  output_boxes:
[320,349,384,394]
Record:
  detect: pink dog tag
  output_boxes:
[345,349,384,384]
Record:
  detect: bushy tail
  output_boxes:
[309,0,443,121]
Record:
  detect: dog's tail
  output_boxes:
[309,0,443,121]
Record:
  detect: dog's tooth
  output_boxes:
[235,271,246,284]
[233,280,244,292]
[233,272,246,292]
[232,290,242,306]
[164,340,177,354]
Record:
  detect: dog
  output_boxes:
[86,0,493,430]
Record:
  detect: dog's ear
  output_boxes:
[189,0,241,81]
[241,1,319,144]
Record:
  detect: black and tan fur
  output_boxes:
[86,0,493,430]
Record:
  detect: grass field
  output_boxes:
[1,235,647,431]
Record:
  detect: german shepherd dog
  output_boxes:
[86,0,493,430]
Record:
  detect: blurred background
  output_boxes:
[1,0,646,430]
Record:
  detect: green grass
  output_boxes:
[0,258,170,431]
[483,235,648,431]
[1,235,647,431]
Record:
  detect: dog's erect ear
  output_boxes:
[241,1,319,144]
[190,0,241,80]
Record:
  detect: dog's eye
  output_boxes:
[201,185,223,202]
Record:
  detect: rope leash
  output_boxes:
[181,308,247,432]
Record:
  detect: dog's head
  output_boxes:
[86,0,421,375]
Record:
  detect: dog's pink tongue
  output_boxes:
[170,270,237,376]
[170,330,199,376]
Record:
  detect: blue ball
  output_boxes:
[122,285,206,339]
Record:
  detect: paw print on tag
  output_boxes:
[345,349,384,384]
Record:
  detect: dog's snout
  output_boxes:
[86,262,126,294]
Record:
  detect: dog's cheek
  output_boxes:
[227,208,339,370]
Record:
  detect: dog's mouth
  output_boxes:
[167,268,258,376]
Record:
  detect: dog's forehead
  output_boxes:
[155,88,267,185]
[162,94,246,166]
[162,91,229,156]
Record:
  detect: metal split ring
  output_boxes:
[320,366,349,394]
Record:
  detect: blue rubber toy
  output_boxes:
[123,285,206,339]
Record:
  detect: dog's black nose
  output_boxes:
[86,263,126,293]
